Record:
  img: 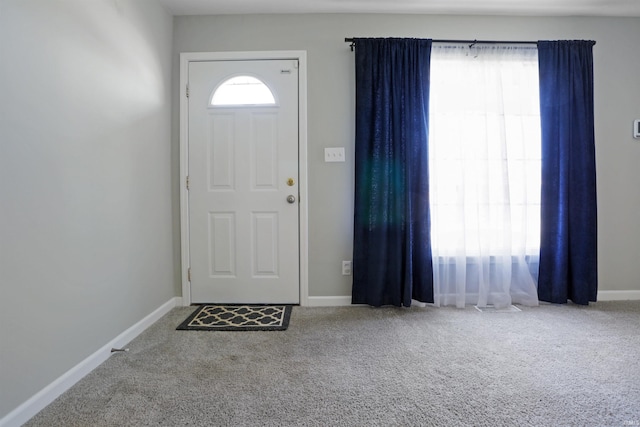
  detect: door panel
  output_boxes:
[188,60,299,304]
[209,212,235,277]
[251,113,279,189]
[208,114,235,190]
[252,212,279,276]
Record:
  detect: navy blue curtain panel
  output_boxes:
[537,40,598,305]
[352,38,434,307]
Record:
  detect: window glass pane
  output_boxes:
[211,76,276,106]
[429,45,541,257]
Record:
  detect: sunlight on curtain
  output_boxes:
[429,44,540,308]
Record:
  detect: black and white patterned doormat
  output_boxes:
[177,305,292,331]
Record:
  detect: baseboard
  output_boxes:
[597,290,640,301]
[307,296,353,307]
[306,291,640,306]
[0,296,182,427]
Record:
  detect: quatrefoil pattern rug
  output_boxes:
[177,305,292,331]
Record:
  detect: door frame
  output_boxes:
[179,51,309,306]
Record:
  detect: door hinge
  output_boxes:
[186,84,189,98]
[186,175,190,190]
[187,267,191,282]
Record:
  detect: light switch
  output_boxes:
[324,147,345,162]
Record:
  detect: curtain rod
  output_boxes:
[344,37,539,51]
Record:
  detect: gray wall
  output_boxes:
[173,14,640,297]
[0,0,175,418]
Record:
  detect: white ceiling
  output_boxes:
[158,0,640,17]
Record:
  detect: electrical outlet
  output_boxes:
[342,260,352,275]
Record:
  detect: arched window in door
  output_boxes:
[210,75,277,106]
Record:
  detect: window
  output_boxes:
[352,39,595,307]
[210,75,276,106]
[428,44,540,307]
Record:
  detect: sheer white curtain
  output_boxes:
[429,44,540,308]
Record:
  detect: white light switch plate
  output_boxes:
[324,147,345,162]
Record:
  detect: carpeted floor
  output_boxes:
[25,301,640,426]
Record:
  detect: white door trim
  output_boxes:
[179,51,309,307]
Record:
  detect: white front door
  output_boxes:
[188,59,299,304]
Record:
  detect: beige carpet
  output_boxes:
[26,301,640,426]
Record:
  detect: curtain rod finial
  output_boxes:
[345,37,355,51]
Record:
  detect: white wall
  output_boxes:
[0,0,175,419]
[173,13,640,298]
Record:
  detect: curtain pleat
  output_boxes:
[537,40,598,305]
[352,38,434,307]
